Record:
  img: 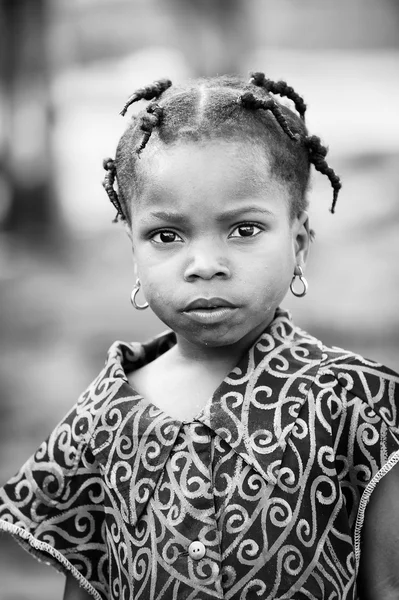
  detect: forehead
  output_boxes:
[132,140,291,216]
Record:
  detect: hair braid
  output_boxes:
[119,78,172,117]
[108,72,342,222]
[305,135,342,213]
[102,158,125,222]
[136,103,164,154]
[250,72,307,120]
[239,91,299,141]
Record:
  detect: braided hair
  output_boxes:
[250,72,307,120]
[103,73,341,223]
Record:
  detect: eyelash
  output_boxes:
[149,222,263,244]
[150,230,184,244]
[229,222,263,238]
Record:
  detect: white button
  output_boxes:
[188,540,206,560]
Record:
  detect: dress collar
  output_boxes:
[99,308,323,486]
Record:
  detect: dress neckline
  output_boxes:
[108,307,290,425]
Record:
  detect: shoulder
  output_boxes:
[76,339,146,417]
[312,341,399,438]
[273,313,399,415]
[67,341,131,430]
[318,343,399,401]
[286,313,399,434]
[36,340,141,461]
[0,341,142,506]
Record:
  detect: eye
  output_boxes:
[151,230,183,244]
[229,223,262,238]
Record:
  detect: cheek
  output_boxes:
[138,266,178,306]
[244,237,295,278]
[239,243,295,299]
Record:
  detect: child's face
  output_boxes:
[129,140,309,349]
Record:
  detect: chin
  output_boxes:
[200,336,237,348]
[183,325,248,348]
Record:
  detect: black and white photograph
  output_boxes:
[0,1,399,599]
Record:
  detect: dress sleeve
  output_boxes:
[326,355,399,570]
[0,368,122,600]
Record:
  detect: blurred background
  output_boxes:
[0,0,398,597]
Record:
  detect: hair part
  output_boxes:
[102,73,341,224]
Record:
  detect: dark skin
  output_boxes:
[63,575,91,600]
[357,461,399,599]
[125,141,308,422]
[63,140,399,598]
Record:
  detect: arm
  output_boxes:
[358,461,399,600]
[63,574,93,600]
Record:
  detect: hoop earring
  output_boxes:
[290,265,308,298]
[130,278,149,310]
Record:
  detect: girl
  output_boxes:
[1,73,399,600]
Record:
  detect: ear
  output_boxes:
[293,211,310,267]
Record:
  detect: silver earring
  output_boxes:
[130,278,149,310]
[290,265,308,298]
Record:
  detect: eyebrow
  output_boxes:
[215,206,275,221]
[146,211,189,225]
[146,206,275,224]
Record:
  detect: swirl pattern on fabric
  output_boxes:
[1,308,399,599]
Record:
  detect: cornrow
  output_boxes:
[102,158,124,222]
[239,91,299,141]
[250,72,307,120]
[106,72,342,222]
[305,135,342,213]
[137,103,164,155]
[119,78,172,117]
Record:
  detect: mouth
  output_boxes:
[182,298,238,325]
[183,297,237,311]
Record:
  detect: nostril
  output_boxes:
[184,265,230,282]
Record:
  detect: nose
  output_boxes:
[183,240,231,281]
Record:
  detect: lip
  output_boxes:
[182,297,238,325]
[182,306,238,325]
[183,297,237,311]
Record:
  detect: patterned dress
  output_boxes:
[1,308,399,600]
